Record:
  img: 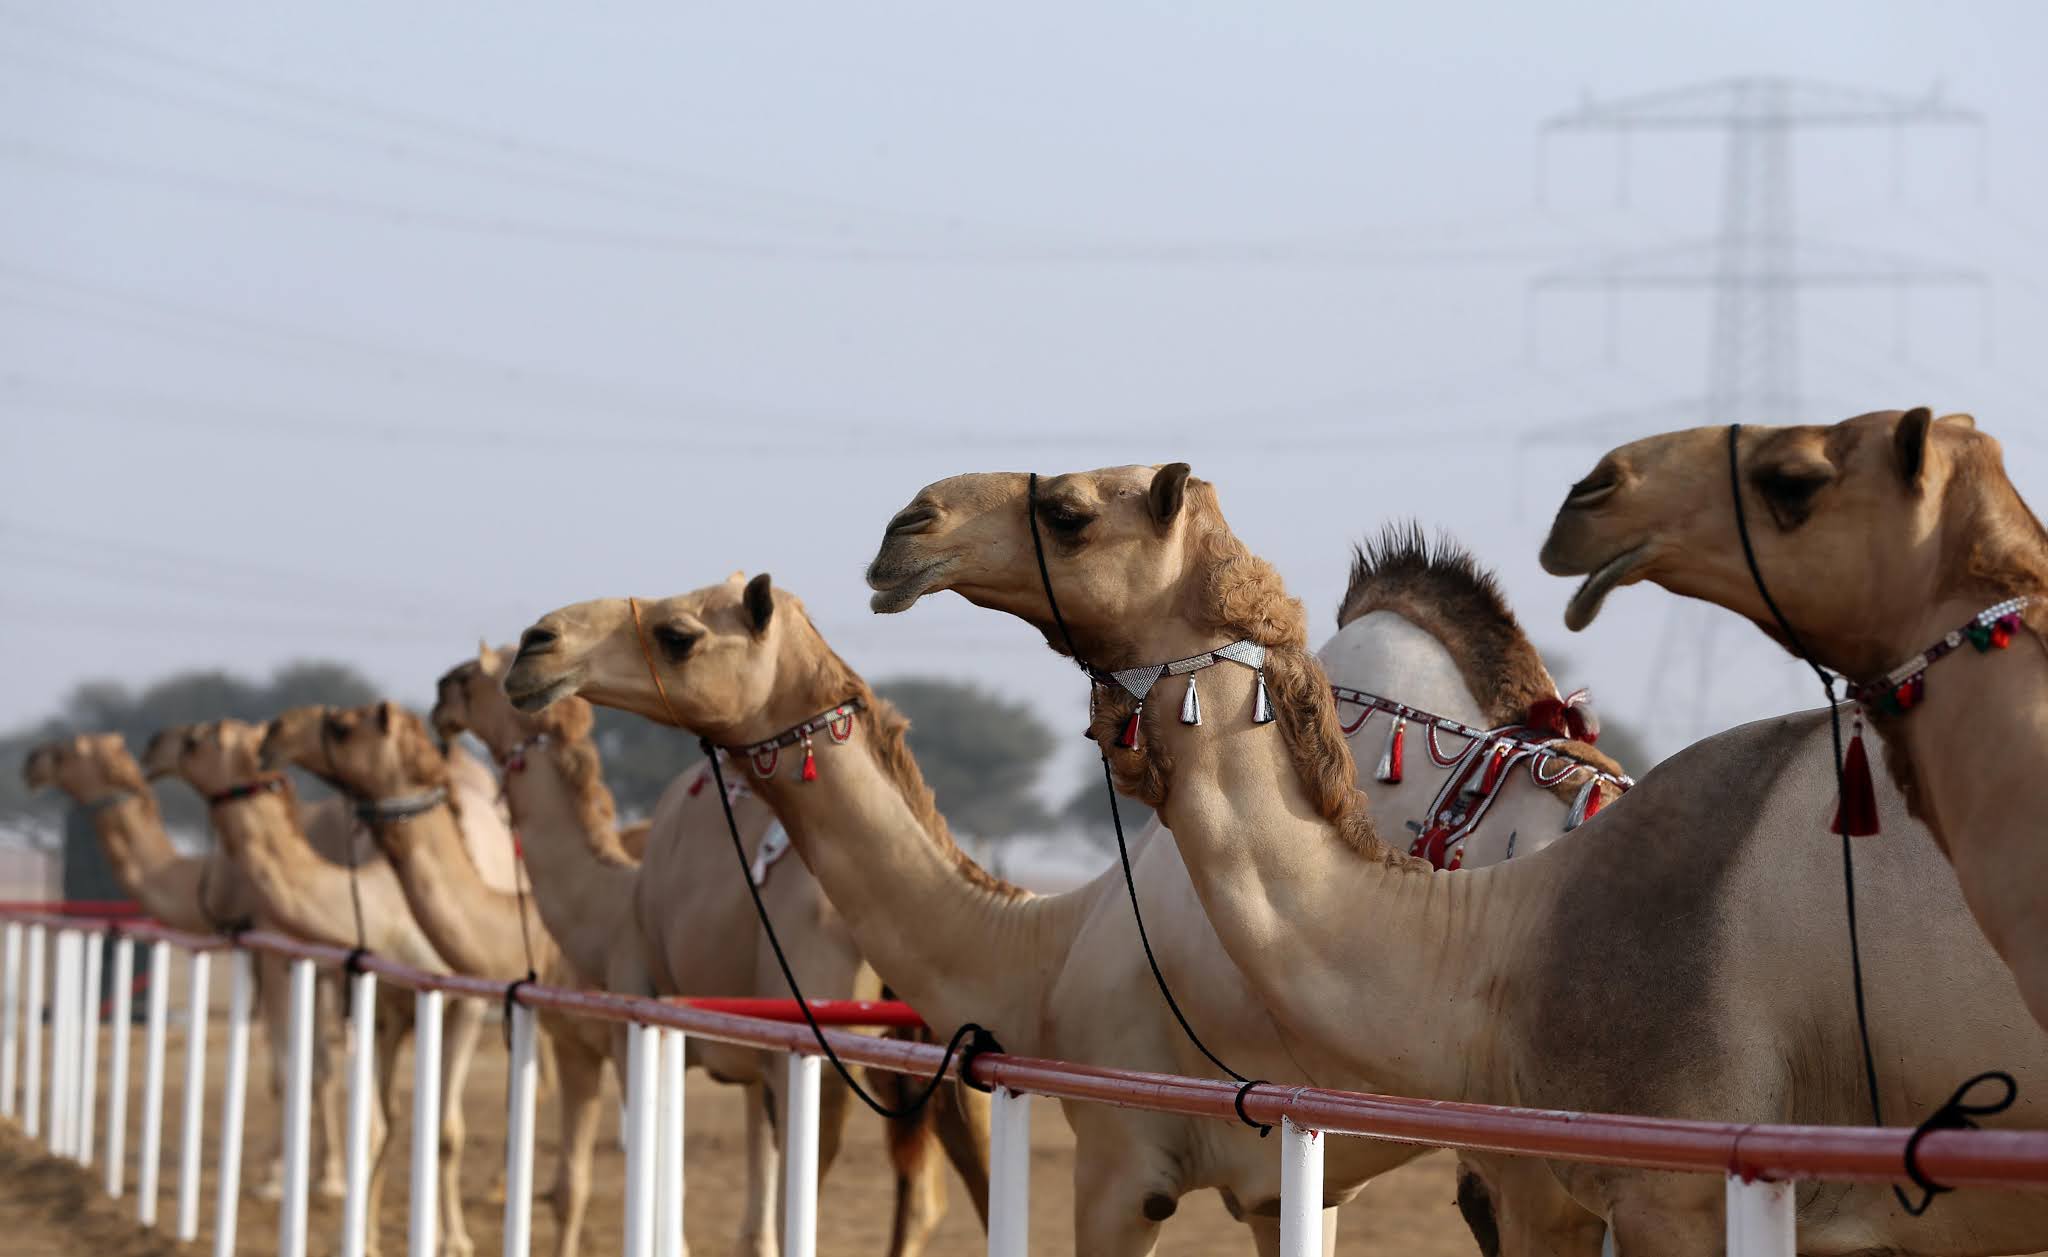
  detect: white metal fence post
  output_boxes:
[51,929,77,1157]
[1278,1117,1325,1257]
[502,999,540,1257]
[279,957,318,1257]
[22,923,43,1138]
[987,1086,1032,1257]
[138,939,170,1225]
[106,932,134,1197]
[1726,1175,1795,1257]
[175,948,211,1242]
[410,988,445,1257]
[622,1021,659,1257]
[78,928,104,1168]
[783,1053,822,1257]
[341,969,378,1257]
[657,1028,687,1257]
[212,948,255,1257]
[1,920,20,1119]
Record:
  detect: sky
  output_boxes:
[5,0,2046,801]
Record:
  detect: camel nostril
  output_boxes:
[1564,474,1619,509]
[518,627,558,656]
[886,506,938,537]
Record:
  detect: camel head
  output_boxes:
[22,733,145,804]
[142,725,211,783]
[504,573,842,744]
[1539,408,2044,677]
[259,705,331,777]
[867,463,1254,666]
[434,643,595,759]
[313,701,451,833]
[173,719,273,798]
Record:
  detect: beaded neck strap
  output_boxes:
[1847,597,2032,715]
[83,789,137,815]
[719,699,866,782]
[355,787,449,823]
[207,775,287,807]
[1087,638,1274,750]
[499,733,550,774]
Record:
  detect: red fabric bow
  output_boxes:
[1523,689,1598,744]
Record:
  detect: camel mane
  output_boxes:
[531,697,633,866]
[1337,522,1558,728]
[1098,481,1397,860]
[790,604,1028,901]
[1947,427,2048,626]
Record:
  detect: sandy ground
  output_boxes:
[0,980,1484,1257]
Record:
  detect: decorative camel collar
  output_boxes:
[1846,596,2032,715]
[723,699,865,782]
[207,775,287,807]
[1088,639,1274,749]
[353,787,449,824]
[498,733,550,775]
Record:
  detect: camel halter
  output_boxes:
[624,596,1006,1115]
[82,788,136,816]
[1027,471,1272,1133]
[353,787,448,825]
[1727,422,2014,1214]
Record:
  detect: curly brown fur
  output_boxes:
[531,698,635,867]
[789,604,1028,901]
[1097,482,1396,859]
[1338,523,1558,727]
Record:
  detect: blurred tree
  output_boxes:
[588,707,703,820]
[0,659,384,841]
[1058,770,1155,849]
[878,677,1055,840]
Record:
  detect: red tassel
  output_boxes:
[1118,708,1143,750]
[1376,717,1405,784]
[1478,743,1508,794]
[800,743,818,783]
[1582,789,1602,821]
[1831,725,1880,837]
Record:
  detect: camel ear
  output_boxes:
[1893,407,1934,488]
[477,639,493,669]
[743,573,775,635]
[376,701,395,734]
[1938,412,1976,430]
[1149,463,1191,526]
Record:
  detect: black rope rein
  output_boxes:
[1725,423,2014,1213]
[1027,472,1271,1135]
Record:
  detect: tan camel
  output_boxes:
[262,700,624,1257]
[1539,407,2048,1033]
[161,718,487,1257]
[266,705,523,895]
[498,560,1625,1257]
[433,649,991,1257]
[28,733,357,1202]
[863,462,2048,1255]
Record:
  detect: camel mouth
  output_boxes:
[504,664,581,715]
[1563,545,1647,632]
[865,556,954,615]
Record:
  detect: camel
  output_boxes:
[431,648,992,1257]
[28,732,357,1202]
[862,462,2048,1255]
[498,556,1627,1257]
[1539,407,2048,1034]
[262,699,626,1257]
[159,718,487,1257]
[265,705,524,896]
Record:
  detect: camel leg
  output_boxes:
[310,972,350,1198]
[1071,1133,1173,1257]
[436,997,486,1257]
[736,1080,782,1257]
[367,1014,411,1257]
[863,1067,951,1257]
[930,1081,992,1228]
[544,1027,608,1257]
[250,949,290,1200]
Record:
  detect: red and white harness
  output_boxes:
[1331,685,1633,871]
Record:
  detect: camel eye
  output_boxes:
[1041,504,1094,537]
[1753,463,1833,528]
[324,717,349,741]
[653,626,700,661]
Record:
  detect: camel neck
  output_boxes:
[1127,649,1512,1100]
[87,791,176,892]
[742,710,1084,1050]
[367,800,559,982]
[495,737,638,982]
[207,790,358,947]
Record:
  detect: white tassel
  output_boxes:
[1375,716,1405,784]
[1565,778,1599,831]
[1252,670,1274,724]
[1180,675,1202,726]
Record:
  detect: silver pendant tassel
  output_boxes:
[1252,670,1274,724]
[1565,778,1598,831]
[1180,674,1202,726]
